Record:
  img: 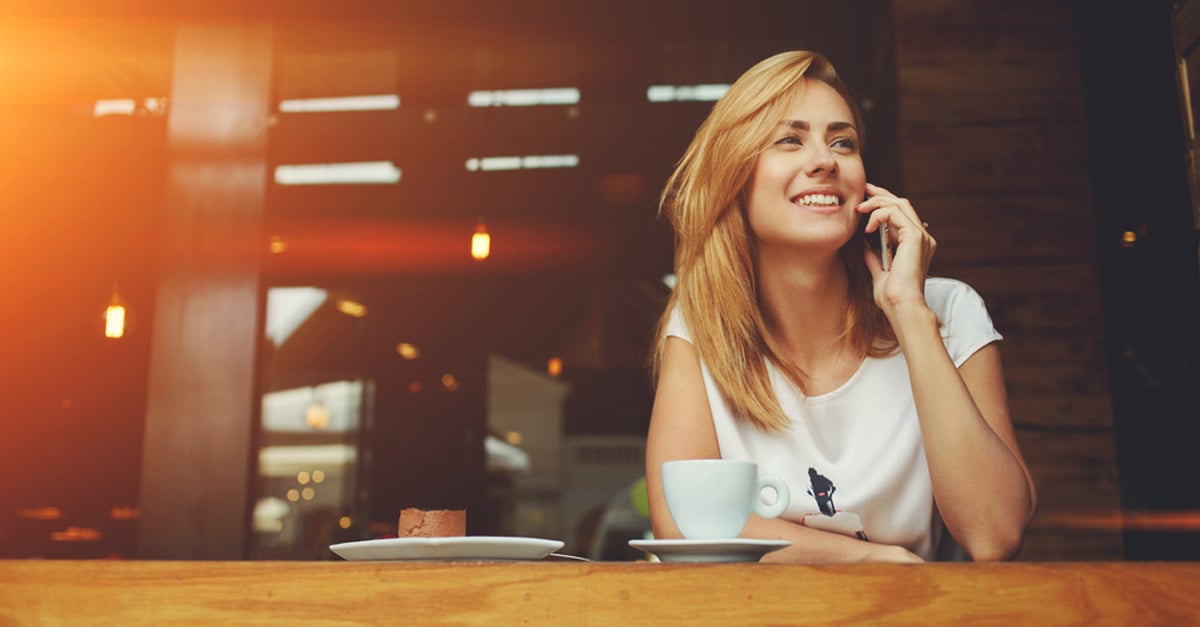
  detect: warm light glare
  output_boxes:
[468,88,580,107]
[646,84,731,102]
[408,381,423,394]
[286,489,300,502]
[336,299,367,318]
[301,487,315,501]
[471,223,491,260]
[280,94,400,113]
[1040,509,1200,532]
[312,470,325,483]
[297,471,311,485]
[464,154,579,172]
[269,236,288,254]
[109,506,140,521]
[396,342,420,360]
[17,506,63,520]
[1121,230,1137,244]
[441,373,460,391]
[547,357,563,377]
[51,526,102,542]
[505,431,523,446]
[339,516,352,529]
[274,161,401,185]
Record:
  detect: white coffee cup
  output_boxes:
[661,459,790,540]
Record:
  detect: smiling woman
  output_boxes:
[645,50,1036,564]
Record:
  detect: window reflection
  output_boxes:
[252,274,667,558]
[252,380,365,559]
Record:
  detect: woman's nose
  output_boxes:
[804,145,838,176]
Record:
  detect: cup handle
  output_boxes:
[754,475,790,519]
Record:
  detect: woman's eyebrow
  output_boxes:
[780,120,856,133]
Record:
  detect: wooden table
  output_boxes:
[1,560,1198,625]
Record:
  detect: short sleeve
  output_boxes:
[664,304,694,343]
[924,278,1003,367]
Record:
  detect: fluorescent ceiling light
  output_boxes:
[91,98,136,116]
[468,88,580,107]
[464,154,579,172]
[646,84,730,103]
[279,94,400,113]
[93,98,167,117]
[522,154,579,169]
[93,99,136,117]
[275,161,401,185]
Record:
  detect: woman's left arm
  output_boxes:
[860,183,1037,561]
[890,305,1036,561]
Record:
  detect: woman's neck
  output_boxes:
[757,248,852,366]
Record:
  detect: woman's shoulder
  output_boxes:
[922,276,1003,365]
[923,277,987,318]
[923,276,977,296]
[662,302,693,343]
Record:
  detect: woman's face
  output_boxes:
[745,78,866,257]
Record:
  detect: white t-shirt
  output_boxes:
[665,277,1002,561]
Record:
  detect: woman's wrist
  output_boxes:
[885,302,938,344]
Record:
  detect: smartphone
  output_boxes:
[860,195,893,270]
[880,222,892,271]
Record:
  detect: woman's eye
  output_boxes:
[775,135,802,146]
[832,138,858,151]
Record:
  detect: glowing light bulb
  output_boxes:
[336,299,367,317]
[471,219,490,260]
[104,285,126,338]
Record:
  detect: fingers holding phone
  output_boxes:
[856,183,934,273]
[856,183,936,310]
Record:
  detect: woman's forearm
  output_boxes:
[889,304,1034,561]
[740,515,924,564]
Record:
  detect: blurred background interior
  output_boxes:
[1,0,1198,562]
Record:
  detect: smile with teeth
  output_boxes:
[794,193,843,207]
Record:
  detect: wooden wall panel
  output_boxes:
[893,0,1076,31]
[893,0,1123,559]
[1020,530,1125,561]
[1007,395,1113,430]
[900,124,1091,196]
[920,196,1097,266]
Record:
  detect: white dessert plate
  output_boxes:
[628,538,791,563]
[330,536,565,562]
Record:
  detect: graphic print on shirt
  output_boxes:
[806,467,837,515]
[802,467,869,541]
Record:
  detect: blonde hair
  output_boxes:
[653,50,897,432]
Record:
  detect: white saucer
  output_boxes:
[330,536,564,562]
[628,538,791,563]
